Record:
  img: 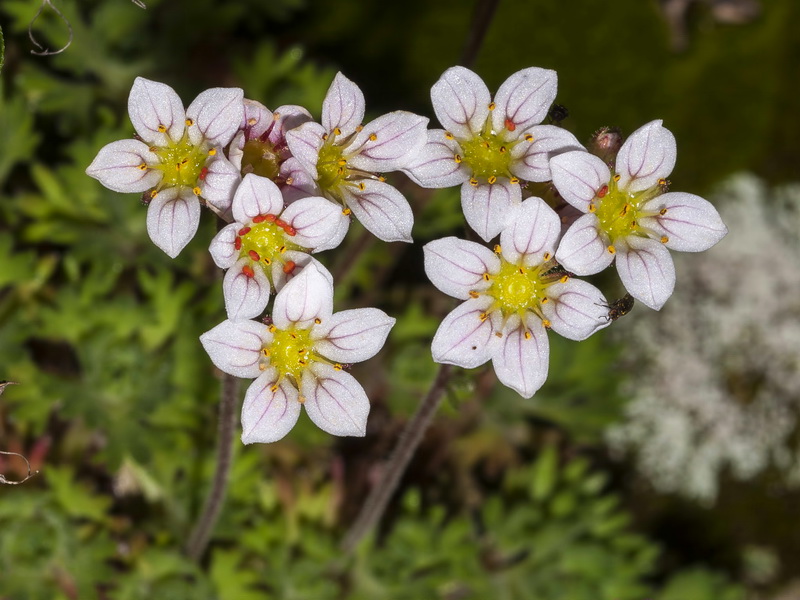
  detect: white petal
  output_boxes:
[200,319,269,379]
[209,223,240,269]
[616,235,676,310]
[431,66,491,140]
[616,120,676,193]
[510,125,584,183]
[492,67,558,141]
[431,297,500,368]
[272,252,332,293]
[402,129,470,188]
[268,104,313,144]
[242,99,273,140]
[491,317,549,398]
[639,192,728,252]
[223,257,272,320]
[542,279,608,341]
[311,308,395,363]
[322,72,366,139]
[201,155,241,215]
[461,180,521,242]
[550,150,611,212]
[285,122,326,179]
[272,263,333,329]
[186,87,244,147]
[499,197,561,266]
[128,77,185,146]
[302,363,370,437]
[280,196,345,250]
[423,237,499,300]
[86,139,161,193]
[341,180,414,243]
[555,213,614,275]
[231,173,284,223]
[241,372,301,444]
[146,188,201,258]
[347,111,429,172]
[279,157,321,203]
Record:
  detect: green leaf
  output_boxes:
[530,444,558,502]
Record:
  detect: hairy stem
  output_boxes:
[341,364,453,553]
[185,373,238,562]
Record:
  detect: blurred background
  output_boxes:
[0,0,799,598]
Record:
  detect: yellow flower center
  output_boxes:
[241,138,281,180]
[151,132,208,188]
[488,260,549,315]
[266,327,315,381]
[460,133,513,181]
[237,217,303,279]
[317,142,349,192]
[593,174,664,243]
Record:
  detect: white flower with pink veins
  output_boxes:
[424,197,609,399]
[209,174,344,320]
[200,264,395,444]
[86,78,243,257]
[551,120,728,310]
[404,66,583,242]
[285,72,429,243]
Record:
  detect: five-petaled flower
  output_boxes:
[285,72,428,243]
[209,174,344,320]
[404,66,583,241]
[200,264,395,443]
[550,120,728,310]
[424,197,609,398]
[86,77,244,257]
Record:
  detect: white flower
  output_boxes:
[200,264,396,443]
[424,197,608,398]
[86,78,244,257]
[404,66,584,241]
[209,174,344,320]
[285,72,428,243]
[551,120,728,310]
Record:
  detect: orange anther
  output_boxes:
[234,237,242,250]
[283,261,297,274]
[242,265,255,278]
[265,214,277,222]
[252,215,266,223]
[597,185,609,198]
[284,225,297,236]
[249,250,261,261]
[504,118,516,132]
[238,227,251,236]
[199,166,209,181]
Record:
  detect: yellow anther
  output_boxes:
[542,319,552,328]
[560,275,569,283]
[483,141,490,149]
[469,178,479,187]
[444,131,454,140]
[510,177,520,185]
[273,113,281,120]
[314,318,321,324]
[150,190,158,198]
[493,244,502,254]
[269,325,277,332]
[358,182,366,191]
[468,291,479,298]
[518,267,525,274]
[541,297,549,304]
[620,204,630,216]
[660,235,669,244]
[279,246,286,254]
[613,174,621,182]
[482,272,491,281]
[356,125,364,132]
[149,146,157,152]
[488,175,497,184]
[488,102,496,110]
[270,384,279,392]
[499,146,507,153]
[298,359,307,366]
[259,364,267,371]
[185,118,194,127]
[454,154,462,163]
[337,167,344,175]
[543,252,551,261]
[525,134,534,142]
[607,245,616,254]
[479,312,488,322]
[369,133,377,141]
[337,158,347,166]
[175,163,181,171]
[658,178,667,185]
[588,203,596,213]
[342,207,351,216]
[333,127,342,136]
[334,363,343,371]
[264,257,272,265]
[298,395,306,404]
[322,133,329,141]
[157,124,166,133]
[138,163,147,171]
[630,220,637,228]
[262,348,271,356]
[181,158,189,165]
[248,117,257,126]
[193,186,202,196]
[286,177,294,185]
[378,176,386,182]
[524,331,532,340]
[660,208,668,216]
[208,148,217,156]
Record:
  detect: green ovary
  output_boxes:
[267,327,315,380]
[461,134,513,180]
[152,133,208,187]
[241,138,280,179]
[489,260,546,315]
[316,142,348,191]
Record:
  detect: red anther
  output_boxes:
[283,261,296,274]
[199,166,209,181]
[275,218,288,229]
[252,215,266,223]
[242,265,255,278]
[597,185,609,198]
[238,226,251,236]
[265,214,277,222]
[504,118,516,132]
[248,250,261,262]
[234,237,242,250]
[284,225,297,236]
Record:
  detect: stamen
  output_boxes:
[298,395,306,404]
[494,332,503,338]
[249,250,261,262]
[607,245,616,254]
[356,125,364,132]
[334,363,343,371]
[270,384,279,392]
[613,174,621,182]
[248,117,257,126]
[322,133,329,141]
[157,124,166,133]
[264,257,271,265]
[597,185,608,198]
[284,225,297,236]
[242,265,255,278]
[199,167,209,181]
[378,176,386,182]
[234,237,242,250]
[660,235,669,244]
[259,364,266,371]
[493,244,502,254]
[342,207,351,216]
[588,203,596,213]
[208,148,217,156]
[279,245,286,254]
[333,127,342,136]
[444,131,454,140]
[283,260,296,274]
[337,158,347,166]
[469,178,479,187]
[504,118,516,131]
[369,133,377,141]
[542,319,551,328]
[275,218,288,229]
[314,318,322,324]
[269,325,277,332]
[285,177,294,185]
[543,252,551,261]
[499,146,506,153]
[482,272,491,281]
[658,178,667,185]
[273,113,281,120]
[192,186,202,196]
[137,163,147,171]
[660,208,668,215]
[479,312,488,322]
[541,297,549,304]
[525,134,534,142]
[620,204,630,216]
[524,331,532,340]
[468,291,479,298]
[454,154,462,163]
[185,118,194,127]
[238,226,251,235]
[488,175,497,184]
[560,275,569,283]
[265,214,277,222]
[298,359,307,366]
[510,177,520,185]
[358,182,366,191]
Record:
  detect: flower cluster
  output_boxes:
[86,65,728,437]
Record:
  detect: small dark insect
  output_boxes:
[548,104,569,125]
[603,293,635,322]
